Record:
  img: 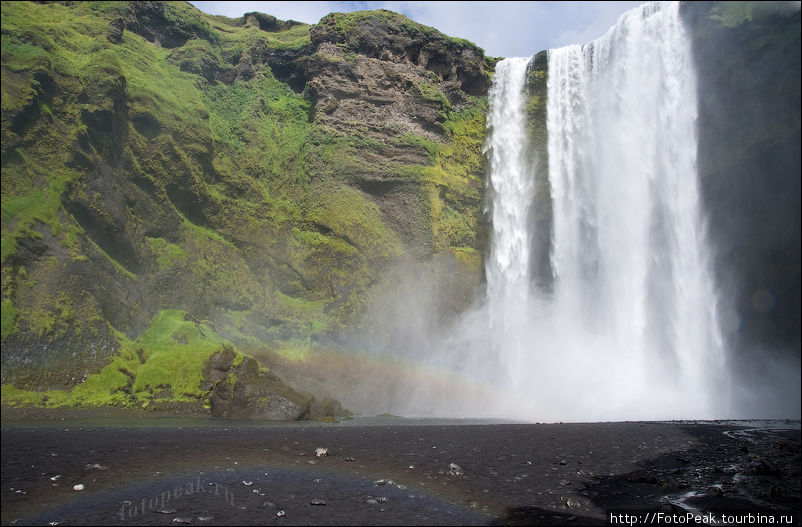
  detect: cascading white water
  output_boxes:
[485,57,535,388]
[485,1,729,420]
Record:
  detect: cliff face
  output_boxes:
[680,2,801,365]
[304,11,490,256]
[0,1,493,408]
[523,51,551,294]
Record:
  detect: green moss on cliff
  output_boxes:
[452,246,482,273]
[327,9,481,52]
[309,186,402,258]
[1,299,20,339]
[424,97,488,252]
[146,237,187,270]
[707,1,780,27]
[202,75,312,184]
[1,1,491,404]
[417,81,452,118]
[131,310,224,399]
[1,148,81,264]
[1,309,256,408]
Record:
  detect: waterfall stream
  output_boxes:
[484,1,728,420]
[485,57,535,389]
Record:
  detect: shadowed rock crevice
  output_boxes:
[124,1,212,49]
[66,201,141,275]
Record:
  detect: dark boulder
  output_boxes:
[107,18,124,43]
[124,2,209,49]
[207,352,352,421]
[210,356,312,420]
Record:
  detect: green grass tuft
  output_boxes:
[1,299,20,339]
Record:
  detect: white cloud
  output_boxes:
[189,1,646,57]
[550,1,643,48]
[189,1,346,24]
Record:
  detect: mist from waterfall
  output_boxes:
[332,2,739,421]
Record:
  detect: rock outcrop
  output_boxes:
[206,349,349,420]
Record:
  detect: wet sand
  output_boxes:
[1,416,799,525]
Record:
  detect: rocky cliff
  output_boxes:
[680,1,801,396]
[1,1,493,414]
[518,2,800,377]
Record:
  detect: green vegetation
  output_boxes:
[202,75,312,187]
[708,2,769,27]
[327,9,403,35]
[0,154,81,264]
[423,97,488,251]
[692,1,801,176]
[308,186,402,258]
[27,292,75,340]
[0,2,491,406]
[146,237,187,270]
[131,310,223,399]
[452,246,482,273]
[87,237,137,281]
[1,299,20,339]
[1,309,251,408]
[326,9,481,52]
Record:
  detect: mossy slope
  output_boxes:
[4,309,241,409]
[1,1,494,407]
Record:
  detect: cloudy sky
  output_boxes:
[189,1,644,58]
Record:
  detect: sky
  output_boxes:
[188,1,645,58]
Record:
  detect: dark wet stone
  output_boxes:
[707,486,724,496]
[449,463,464,476]
[748,459,783,477]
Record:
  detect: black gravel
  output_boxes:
[2,419,799,525]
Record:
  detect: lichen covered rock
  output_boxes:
[209,357,311,420]
[208,354,351,420]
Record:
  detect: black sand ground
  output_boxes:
[1,415,799,525]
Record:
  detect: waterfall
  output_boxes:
[485,57,535,388]
[485,1,728,420]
